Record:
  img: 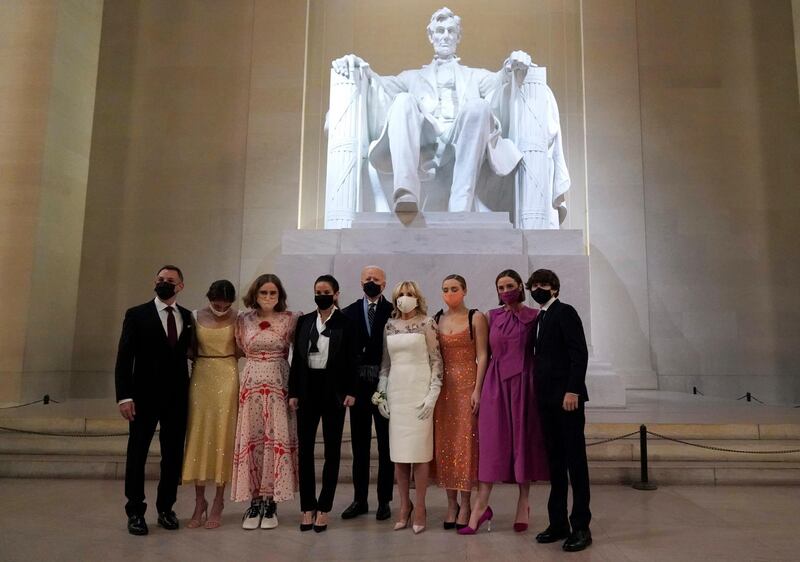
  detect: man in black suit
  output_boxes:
[527,269,592,552]
[115,265,193,536]
[340,266,394,521]
[288,274,358,532]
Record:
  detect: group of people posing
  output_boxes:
[115,264,593,552]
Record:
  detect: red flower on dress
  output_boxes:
[259,320,270,330]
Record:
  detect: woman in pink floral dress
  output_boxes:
[231,274,300,530]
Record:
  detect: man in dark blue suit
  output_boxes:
[527,269,592,552]
[340,266,395,521]
[115,265,193,535]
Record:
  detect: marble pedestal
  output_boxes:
[275,212,625,407]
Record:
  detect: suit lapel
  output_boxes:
[327,310,343,366]
[537,300,560,350]
[149,301,169,345]
[356,299,369,339]
[297,314,313,359]
[178,306,192,345]
[422,62,437,95]
[372,297,392,343]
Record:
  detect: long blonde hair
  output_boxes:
[390,280,427,318]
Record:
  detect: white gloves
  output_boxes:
[416,392,438,420]
[373,376,390,419]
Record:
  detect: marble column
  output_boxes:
[0,0,103,402]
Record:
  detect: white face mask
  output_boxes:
[396,295,418,314]
[209,305,231,317]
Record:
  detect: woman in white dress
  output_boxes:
[374,281,443,535]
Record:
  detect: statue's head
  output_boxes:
[427,7,461,59]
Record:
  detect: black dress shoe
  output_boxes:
[375,502,391,521]
[535,525,570,543]
[341,501,368,520]
[127,514,148,536]
[313,523,328,533]
[157,511,180,530]
[562,529,592,552]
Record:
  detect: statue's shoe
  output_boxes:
[394,194,418,212]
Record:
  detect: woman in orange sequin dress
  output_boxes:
[433,275,489,530]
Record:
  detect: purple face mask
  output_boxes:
[499,288,520,304]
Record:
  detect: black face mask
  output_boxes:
[155,281,176,300]
[363,281,382,298]
[531,287,552,305]
[315,294,335,310]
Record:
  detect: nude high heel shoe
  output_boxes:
[412,505,427,534]
[187,499,208,529]
[393,502,414,531]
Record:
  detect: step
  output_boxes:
[4,415,800,440]
[3,431,799,462]
[2,455,800,486]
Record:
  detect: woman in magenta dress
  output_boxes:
[458,269,548,535]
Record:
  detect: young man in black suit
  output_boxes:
[115,265,194,536]
[527,269,592,552]
[288,274,358,532]
[340,266,394,521]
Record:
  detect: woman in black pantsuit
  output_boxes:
[288,274,358,532]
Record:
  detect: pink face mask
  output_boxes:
[499,288,520,304]
[443,291,464,308]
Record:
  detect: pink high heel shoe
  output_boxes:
[513,507,530,532]
[457,506,493,535]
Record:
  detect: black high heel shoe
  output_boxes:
[443,504,460,530]
[313,512,328,533]
[300,510,315,532]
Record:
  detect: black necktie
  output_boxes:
[535,309,546,349]
[165,306,178,347]
[368,302,376,332]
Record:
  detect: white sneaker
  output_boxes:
[261,500,279,529]
[242,501,262,530]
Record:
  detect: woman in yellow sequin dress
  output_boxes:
[433,275,489,530]
[182,280,239,529]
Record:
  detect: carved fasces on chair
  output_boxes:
[325,68,369,229]
[509,66,570,229]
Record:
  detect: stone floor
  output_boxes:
[1,479,799,561]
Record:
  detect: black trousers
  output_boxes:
[298,372,347,513]
[124,397,187,517]
[349,373,393,505]
[539,399,591,531]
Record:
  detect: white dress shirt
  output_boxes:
[154,297,184,338]
[536,295,557,338]
[308,308,336,369]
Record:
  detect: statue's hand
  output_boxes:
[332,54,369,78]
[505,50,533,72]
